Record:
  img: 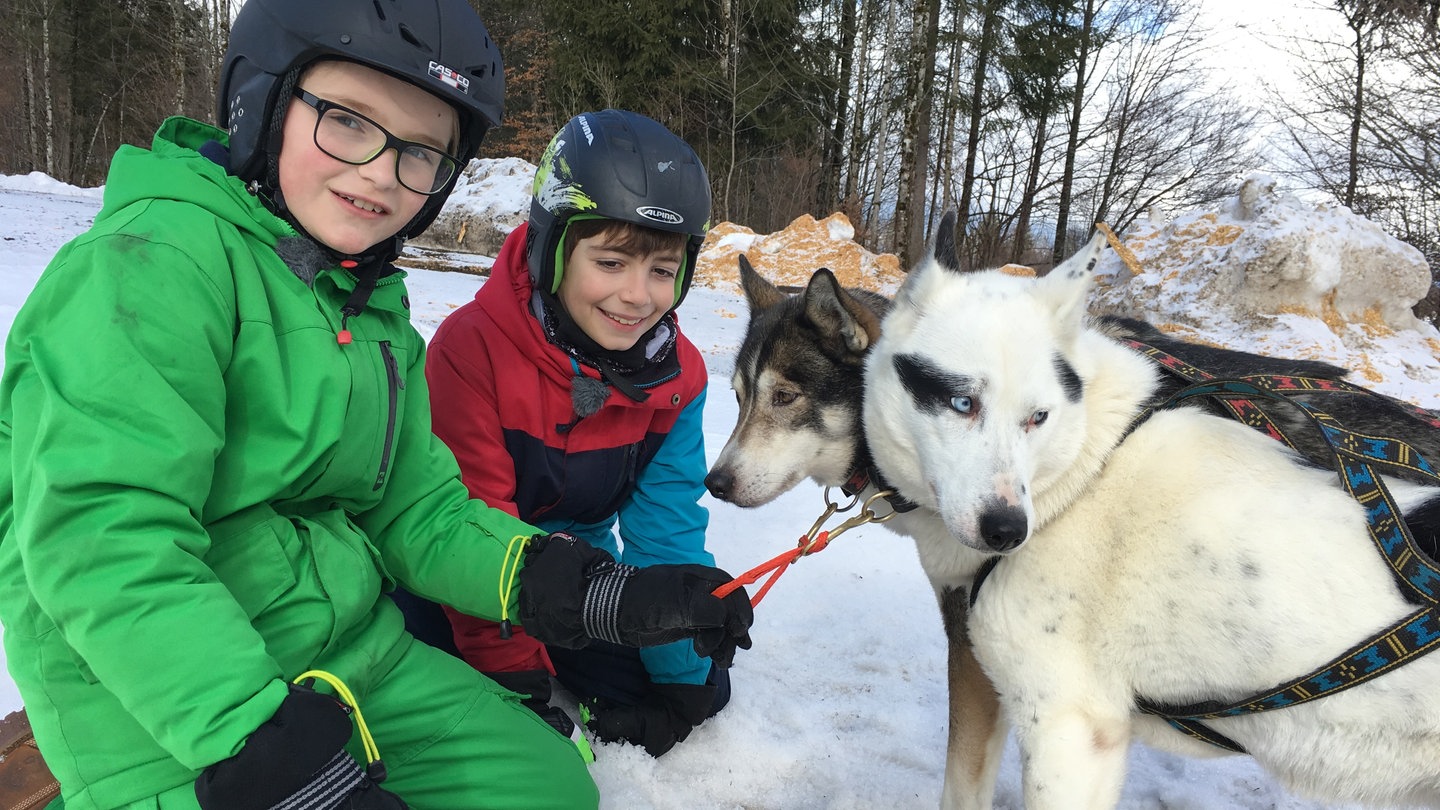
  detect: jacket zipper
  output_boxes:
[374,340,405,490]
[613,441,640,507]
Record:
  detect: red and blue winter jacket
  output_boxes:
[426,224,714,685]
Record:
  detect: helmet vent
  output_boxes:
[398,23,430,52]
[371,0,387,21]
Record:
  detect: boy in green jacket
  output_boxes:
[0,1,752,808]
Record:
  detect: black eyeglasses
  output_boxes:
[292,89,460,195]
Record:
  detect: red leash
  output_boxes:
[712,530,835,606]
[713,489,900,608]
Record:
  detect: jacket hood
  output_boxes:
[479,223,587,390]
[98,116,293,249]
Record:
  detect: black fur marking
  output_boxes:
[933,210,961,272]
[1403,494,1440,564]
[895,353,976,415]
[1053,354,1082,402]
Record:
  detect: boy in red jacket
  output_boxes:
[418,110,730,757]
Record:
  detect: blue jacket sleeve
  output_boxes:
[617,390,714,684]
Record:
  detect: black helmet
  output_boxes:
[527,110,711,310]
[217,0,503,238]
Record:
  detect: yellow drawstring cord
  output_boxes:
[293,670,382,769]
[498,534,530,638]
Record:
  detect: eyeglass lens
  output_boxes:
[313,107,457,194]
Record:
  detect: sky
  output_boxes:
[1197,0,1340,96]
[6,167,1435,808]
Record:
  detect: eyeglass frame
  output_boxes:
[291,88,461,196]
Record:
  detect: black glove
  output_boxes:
[195,684,407,810]
[585,682,718,757]
[484,668,576,738]
[517,532,754,666]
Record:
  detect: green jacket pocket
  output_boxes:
[204,506,298,620]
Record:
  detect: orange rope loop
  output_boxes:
[713,487,901,607]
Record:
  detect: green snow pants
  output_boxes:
[114,638,598,810]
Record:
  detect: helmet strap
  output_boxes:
[248,67,303,216]
[548,214,607,295]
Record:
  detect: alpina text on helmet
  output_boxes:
[636,206,683,225]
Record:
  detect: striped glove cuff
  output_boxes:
[269,751,364,810]
[581,561,639,644]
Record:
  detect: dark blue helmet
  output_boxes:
[527,110,711,309]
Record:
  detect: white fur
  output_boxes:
[709,282,1002,809]
[863,237,1440,808]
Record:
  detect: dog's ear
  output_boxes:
[886,211,969,337]
[737,253,786,312]
[932,210,961,273]
[803,268,882,357]
[1038,230,1107,343]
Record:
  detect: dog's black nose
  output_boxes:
[705,469,734,500]
[979,506,1027,552]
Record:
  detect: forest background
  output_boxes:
[2,0,1436,286]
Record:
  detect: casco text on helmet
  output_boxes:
[527,110,712,311]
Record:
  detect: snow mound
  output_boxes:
[410,157,535,256]
[0,171,103,199]
[694,213,905,294]
[1092,173,1440,406]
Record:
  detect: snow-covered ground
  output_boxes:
[4,169,1432,808]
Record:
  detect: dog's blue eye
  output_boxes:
[950,395,973,414]
[1033,410,1048,426]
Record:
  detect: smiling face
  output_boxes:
[277,60,457,256]
[556,223,684,351]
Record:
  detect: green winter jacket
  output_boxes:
[0,117,540,809]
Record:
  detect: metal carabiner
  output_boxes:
[798,487,862,553]
[822,489,902,544]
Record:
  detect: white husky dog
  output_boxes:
[862,221,1440,808]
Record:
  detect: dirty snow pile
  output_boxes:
[696,214,905,294]
[409,157,536,257]
[1092,173,1440,407]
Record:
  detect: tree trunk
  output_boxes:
[24,24,39,172]
[41,6,55,177]
[1052,0,1096,264]
[894,0,941,267]
[174,0,188,116]
[958,0,1000,235]
[1012,112,1049,264]
[931,0,964,234]
[1345,8,1367,208]
[861,0,899,240]
[819,0,857,214]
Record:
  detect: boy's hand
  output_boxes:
[195,684,407,810]
[518,532,753,665]
[585,682,717,757]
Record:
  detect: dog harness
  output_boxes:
[1123,338,1440,752]
[963,338,1440,752]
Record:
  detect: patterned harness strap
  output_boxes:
[1122,338,1440,754]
